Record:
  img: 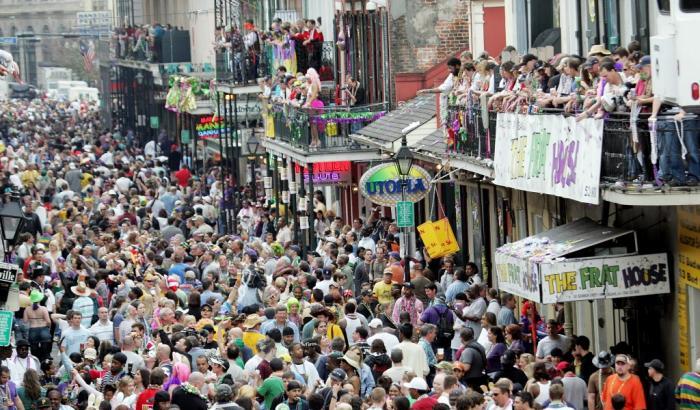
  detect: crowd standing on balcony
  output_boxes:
[417,43,700,187]
[214,17,328,86]
[113,23,179,63]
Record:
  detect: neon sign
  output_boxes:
[294,161,352,185]
[196,116,231,140]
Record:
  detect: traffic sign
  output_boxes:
[0,37,17,45]
[0,311,13,347]
[396,201,414,228]
[150,116,160,129]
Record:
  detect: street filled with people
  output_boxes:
[1,39,700,410]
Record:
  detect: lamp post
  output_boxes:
[246,133,260,203]
[395,132,414,284]
[0,197,26,262]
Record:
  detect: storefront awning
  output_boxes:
[495,218,670,303]
[351,94,436,150]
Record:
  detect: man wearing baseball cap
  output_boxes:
[601,354,646,410]
[645,359,674,410]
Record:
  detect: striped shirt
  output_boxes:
[676,371,700,409]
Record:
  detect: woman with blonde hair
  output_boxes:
[304,68,324,148]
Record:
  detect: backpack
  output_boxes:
[436,306,455,342]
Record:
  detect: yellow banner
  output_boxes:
[677,206,700,371]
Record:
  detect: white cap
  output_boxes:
[403,377,429,391]
[368,318,383,328]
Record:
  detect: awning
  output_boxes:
[495,218,670,303]
[350,94,437,151]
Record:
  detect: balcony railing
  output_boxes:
[267,102,388,152]
[446,104,497,160]
[216,42,335,85]
[445,103,700,191]
[111,29,191,63]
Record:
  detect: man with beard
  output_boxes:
[417,57,461,126]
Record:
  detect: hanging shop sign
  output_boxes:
[539,253,670,304]
[359,163,432,207]
[295,161,352,185]
[196,115,230,140]
[493,113,604,205]
[418,218,460,259]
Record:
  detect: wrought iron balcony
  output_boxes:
[438,105,700,205]
[265,102,388,154]
[215,42,335,86]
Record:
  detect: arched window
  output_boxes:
[42,24,50,33]
[26,25,34,33]
[10,25,17,36]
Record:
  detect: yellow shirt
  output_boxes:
[243,331,265,354]
[373,281,394,305]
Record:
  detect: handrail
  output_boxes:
[266,102,386,151]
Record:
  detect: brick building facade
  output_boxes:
[389,0,470,101]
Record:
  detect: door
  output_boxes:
[631,0,650,53]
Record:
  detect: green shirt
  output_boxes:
[258,375,285,410]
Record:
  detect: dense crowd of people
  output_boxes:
[1,42,700,410]
[418,43,699,186]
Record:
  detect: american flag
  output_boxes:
[79,40,96,72]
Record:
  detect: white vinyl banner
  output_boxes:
[495,252,541,301]
[493,113,604,204]
[539,253,670,303]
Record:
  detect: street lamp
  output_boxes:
[395,128,415,284]
[247,133,260,202]
[0,197,25,261]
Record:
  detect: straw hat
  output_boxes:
[243,314,263,329]
[588,44,611,56]
[71,282,91,297]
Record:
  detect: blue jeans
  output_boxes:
[232,51,246,83]
[657,118,700,183]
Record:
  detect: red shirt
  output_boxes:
[174,168,191,187]
[411,395,438,410]
[135,387,159,410]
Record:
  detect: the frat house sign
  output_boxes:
[359,163,432,207]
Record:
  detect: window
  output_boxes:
[603,0,620,49]
[579,0,600,55]
[681,0,700,11]
[42,24,50,33]
[632,0,650,53]
[657,0,670,13]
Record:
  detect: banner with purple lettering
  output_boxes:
[493,113,604,204]
[539,253,670,303]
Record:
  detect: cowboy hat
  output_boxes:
[243,314,263,329]
[341,349,362,371]
[71,282,91,297]
[30,290,44,304]
[588,44,611,56]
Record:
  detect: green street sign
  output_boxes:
[150,116,160,129]
[0,311,13,347]
[181,130,191,144]
[396,201,414,228]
